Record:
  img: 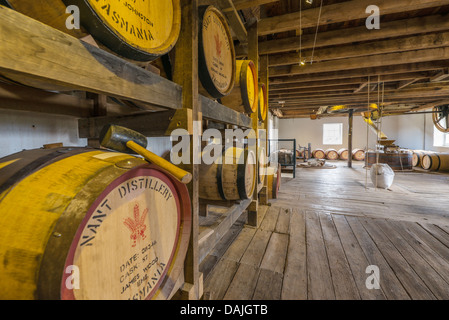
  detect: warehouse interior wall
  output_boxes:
[278,113,449,153]
[0,110,173,159]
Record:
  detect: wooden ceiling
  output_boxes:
[231,0,449,118]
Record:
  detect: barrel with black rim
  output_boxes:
[199,146,256,201]
[220,60,258,114]
[3,0,181,62]
[198,5,236,99]
[0,147,191,300]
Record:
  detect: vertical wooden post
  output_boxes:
[173,0,201,300]
[348,109,353,168]
[259,54,269,205]
[247,22,259,227]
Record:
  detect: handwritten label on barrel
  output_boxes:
[70,175,179,300]
[87,0,174,50]
[202,8,233,92]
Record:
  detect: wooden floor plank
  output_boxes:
[331,214,386,300]
[252,269,283,300]
[259,206,280,232]
[305,210,335,300]
[203,258,240,300]
[240,229,272,268]
[223,263,260,300]
[282,208,307,300]
[359,218,436,300]
[401,222,449,262]
[391,220,449,282]
[275,207,291,234]
[345,216,411,300]
[319,212,361,300]
[222,227,256,262]
[260,232,289,274]
[419,223,449,250]
[374,219,449,299]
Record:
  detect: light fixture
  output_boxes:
[305,0,313,4]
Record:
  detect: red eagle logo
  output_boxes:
[123,203,148,247]
[214,33,222,57]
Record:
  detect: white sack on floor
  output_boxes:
[370,163,395,189]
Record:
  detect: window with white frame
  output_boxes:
[323,123,343,145]
[433,126,449,147]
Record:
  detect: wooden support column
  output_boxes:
[247,22,260,227]
[172,0,202,300]
[348,109,353,168]
[259,54,269,205]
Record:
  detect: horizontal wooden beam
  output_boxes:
[232,0,279,10]
[78,110,182,139]
[270,47,449,77]
[269,31,449,67]
[270,72,430,91]
[257,0,449,36]
[250,13,449,56]
[269,62,449,84]
[200,96,252,128]
[0,6,182,111]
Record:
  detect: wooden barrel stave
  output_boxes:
[258,83,268,122]
[338,148,349,160]
[312,149,326,159]
[198,5,235,99]
[199,146,256,201]
[0,148,191,300]
[352,149,366,161]
[220,60,258,114]
[325,149,339,160]
[267,163,281,199]
[365,151,413,171]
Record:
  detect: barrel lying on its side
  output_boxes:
[0,148,191,300]
[199,146,256,201]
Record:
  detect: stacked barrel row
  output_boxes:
[310,148,366,161]
[412,150,449,172]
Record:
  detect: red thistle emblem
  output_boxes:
[123,203,148,247]
[214,33,222,57]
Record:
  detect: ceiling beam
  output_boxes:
[257,0,449,36]
[235,13,449,57]
[269,62,449,84]
[268,31,449,67]
[270,47,449,77]
[232,0,280,11]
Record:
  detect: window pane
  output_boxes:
[323,123,343,145]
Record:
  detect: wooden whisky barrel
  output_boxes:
[4,0,181,62]
[0,147,191,300]
[258,83,268,121]
[198,5,236,99]
[352,149,366,161]
[412,150,433,167]
[313,149,326,159]
[421,153,449,172]
[365,151,413,171]
[220,60,258,114]
[267,164,281,199]
[338,148,349,160]
[258,146,267,185]
[199,146,256,201]
[325,149,339,160]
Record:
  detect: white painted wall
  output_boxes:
[0,110,173,159]
[278,113,449,153]
[0,110,88,158]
